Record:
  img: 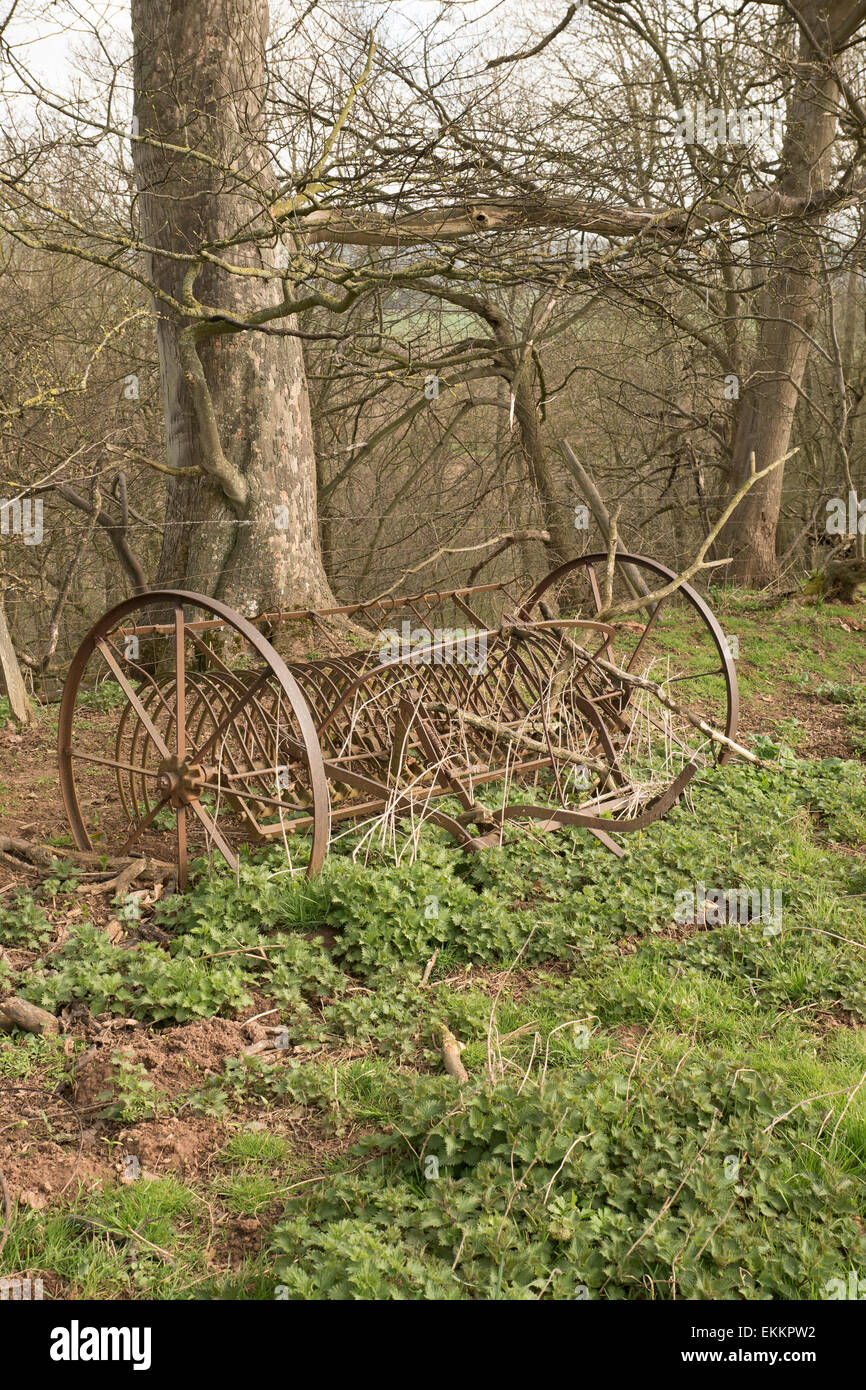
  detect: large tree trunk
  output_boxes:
[131,0,335,614]
[487,310,574,566]
[718,6,840,584]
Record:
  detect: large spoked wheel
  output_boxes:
[58,591,330,888]
[517,553,739,828]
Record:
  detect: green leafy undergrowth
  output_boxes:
[180,1054,346,1122]
[162,758,866,964]
[14,759,865,1037]
[0,893,53,946]
[270,1064,865,1300]
[20,922,253,1023]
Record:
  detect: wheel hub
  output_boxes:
[156,754,206,809]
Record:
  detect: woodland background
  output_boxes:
[1,0,865,695]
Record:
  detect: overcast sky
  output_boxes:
[2,0,529,93]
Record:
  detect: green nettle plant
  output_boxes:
[0,894,53,946]
[22,923,253,1023]
[98,1053,168,1122]
[270,1066,866,1301]
[4,752,864,1302]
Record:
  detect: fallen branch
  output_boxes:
[536,630,777,769]
[437,1024,469,1083]
[0,997,60,1037]
[421,949,439,986]
[242,1038,285,1058]
[77,858,149,897]
[0,836,174,883]
[426,701,609,775]
[596,449,797,623]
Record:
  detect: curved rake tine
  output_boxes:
[190,668,272,764]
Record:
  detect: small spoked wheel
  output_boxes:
[58,591,330,888]
[517,553,739,828]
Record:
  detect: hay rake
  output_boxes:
[57,554,738,887]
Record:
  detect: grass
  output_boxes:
[1,1178,210,1299]
[1,591,865,1299]
[704,589,866,700]
[816,681,866,756]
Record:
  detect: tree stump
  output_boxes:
[823,559,866,603]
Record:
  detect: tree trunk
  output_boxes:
[131,0,335,614]
[487,310,574,566]
[0,598,35,725]
[718,7,840,585]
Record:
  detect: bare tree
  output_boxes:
[1,0,865,631]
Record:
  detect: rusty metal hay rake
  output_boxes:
[58,554,738,887]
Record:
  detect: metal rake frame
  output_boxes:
[57,554,739,886]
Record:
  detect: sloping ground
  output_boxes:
[0,594,864,1300]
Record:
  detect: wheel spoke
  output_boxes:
[119,793,171,855]
[96,638,171,759]
[661,667,726,684]
[624,597,665,672]
[71,750,160,779]
[188,799,239,870]
[176,806,188,890]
